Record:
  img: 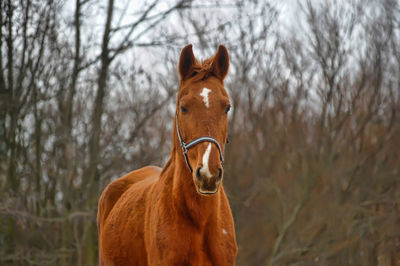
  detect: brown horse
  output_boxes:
[97,44,238,265]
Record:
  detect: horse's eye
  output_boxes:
[225,105,231,114]
[181,106,188,113]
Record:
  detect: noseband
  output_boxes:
[176,117,224,173]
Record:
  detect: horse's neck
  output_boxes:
[160,152,220,228]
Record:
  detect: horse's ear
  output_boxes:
[178,44,196,81]
[211,45,229,81]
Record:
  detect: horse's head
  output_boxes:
[175,44,230,196]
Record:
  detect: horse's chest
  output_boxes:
[148,224,214,265]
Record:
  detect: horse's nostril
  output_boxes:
[196,168,202,181]
[217,168,223,182]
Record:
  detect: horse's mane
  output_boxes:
[190,56,215,82]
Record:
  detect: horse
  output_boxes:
[97,44,238,265]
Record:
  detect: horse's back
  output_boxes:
[97,166,161,265]
[97,165,161,232]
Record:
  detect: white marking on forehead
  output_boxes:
[200,88,212,108]
[222,228,227,235]
[200,143,212,178]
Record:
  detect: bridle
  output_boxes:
[175,116,224,173]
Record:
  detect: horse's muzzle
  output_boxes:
[194,167,223,195]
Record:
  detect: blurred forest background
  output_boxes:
[0,0,399,265]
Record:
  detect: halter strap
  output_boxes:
[175,117,224,173]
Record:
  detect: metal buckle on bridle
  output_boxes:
[181,142,188,154]
[175,116,224,173]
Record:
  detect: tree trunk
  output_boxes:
[87,0,114,205]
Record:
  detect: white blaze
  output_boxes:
[200,88,211,108]
[222,228,227,235]
[200,143,212,178]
